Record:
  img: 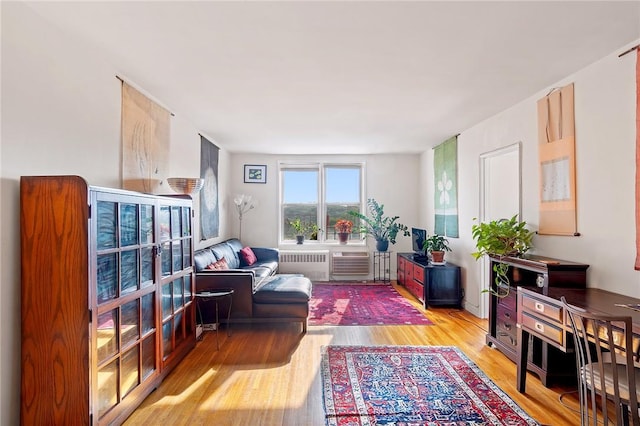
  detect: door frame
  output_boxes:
[478,142,522,318]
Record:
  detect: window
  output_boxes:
[280,162,363,243]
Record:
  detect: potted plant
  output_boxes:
[349,198,409,252]
[334,219,353,245]
[289,218,317,244]
[423,234,451,263]
[471,214,534,297]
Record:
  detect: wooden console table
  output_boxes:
[516,286,640,393]
[486,255,588,387]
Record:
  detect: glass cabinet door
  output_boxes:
[93,195,159,423]
[159,203,195,362]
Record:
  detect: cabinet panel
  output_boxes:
[424,266,462,307]
[397,256,406,286]
[398,256,406,272]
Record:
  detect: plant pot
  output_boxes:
[296,235,304,245]
[430,250,445,263]
[376,239,389,252]
[338,232,349,245]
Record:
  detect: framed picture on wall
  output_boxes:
[244,164,267,184]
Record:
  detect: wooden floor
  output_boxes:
[124,283,581,426]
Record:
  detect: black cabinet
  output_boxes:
[425,264,462,307]
[397,253,462,308]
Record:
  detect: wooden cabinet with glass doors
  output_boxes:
[20,176,195,426]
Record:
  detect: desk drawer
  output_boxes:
[413,265,425,283]
[398,256,406,272]
[496,305,517,347]
[498,291,517,311]
[406,279,423,303]
[522,312,564,346]
[521,293,563,324]
[405,266,413,284]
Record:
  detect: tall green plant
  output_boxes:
[348,198,409,244]
[471,215,534,297]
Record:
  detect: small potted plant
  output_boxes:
[349,198,409,252]
[289,218,317,244]
[334,219,353,244]
[471,214,534,297]
[423,234,451,264]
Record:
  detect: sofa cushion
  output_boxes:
[240,246,257,266]
[253,275,312,304]
[194,248,217,272]
[211,242,240,269]
[243,264,273,278]
[226,238,244,253]
[257,260,279,275]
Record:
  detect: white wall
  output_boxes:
[1,3,232,424]
[424,40,640,317]
[227,153,421,273]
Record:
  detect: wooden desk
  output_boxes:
[516,286,640,393]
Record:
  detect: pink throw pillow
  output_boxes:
[240,246,257,266]
[205,258,229,270]
[213,258,229,270]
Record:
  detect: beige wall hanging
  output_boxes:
[537,83,579,236]
[121,80,170,193]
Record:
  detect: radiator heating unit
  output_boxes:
[279,250,330,281]
[331,251,370,276]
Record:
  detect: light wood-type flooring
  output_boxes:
[125,283,580,425]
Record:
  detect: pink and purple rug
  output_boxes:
[321,345,539,426]
[309,283,433,326]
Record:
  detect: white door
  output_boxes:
[478,143,521,318]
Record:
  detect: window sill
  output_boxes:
[278,241,367,249]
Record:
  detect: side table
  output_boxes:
[195,289,234,350]
[373,251,391,283]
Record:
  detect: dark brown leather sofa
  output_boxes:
[194,238,312,332]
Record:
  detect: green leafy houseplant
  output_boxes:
[471,214,534,297]
[423,234,451,252]
[289,218,318,243]
[349,198,409,251]
[423,234,451,263]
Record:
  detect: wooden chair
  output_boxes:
[561,297,640,425]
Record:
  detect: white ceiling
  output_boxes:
[23,1,640,154]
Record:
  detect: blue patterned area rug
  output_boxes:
[321,345,539,426]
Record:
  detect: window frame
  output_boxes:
[278,161,365,245]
